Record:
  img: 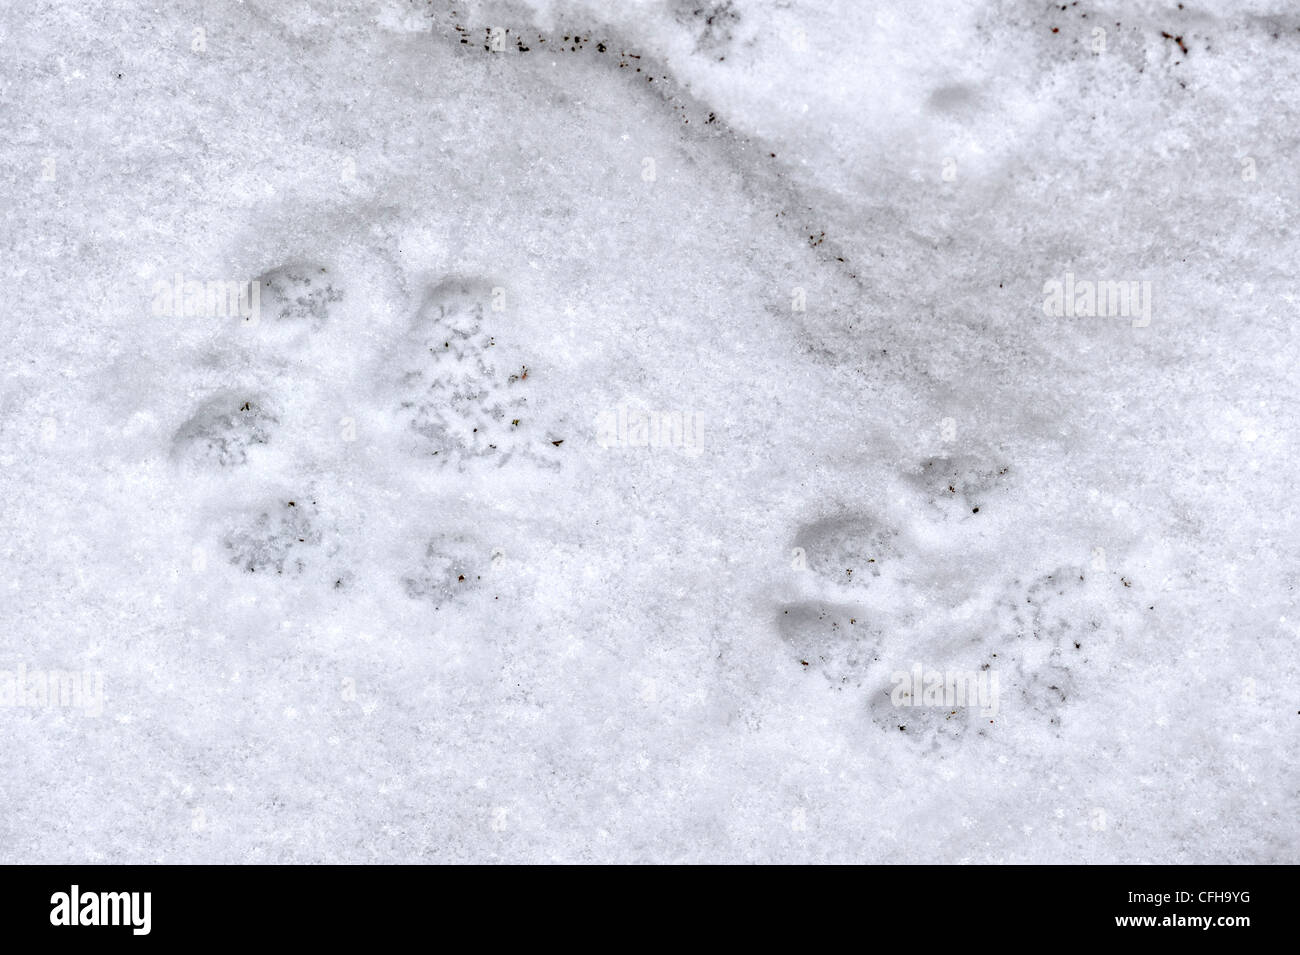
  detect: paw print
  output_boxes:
[775,454,1130,746]
[168,253,540,612]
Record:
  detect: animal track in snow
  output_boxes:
[776,484,1123,744]
[170,260,553,610]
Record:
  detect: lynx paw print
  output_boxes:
[168,255,546,609]
[776,451,1127,746]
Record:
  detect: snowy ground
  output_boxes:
[1,0,1295,862]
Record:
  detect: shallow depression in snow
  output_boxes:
[0,0,1296,863]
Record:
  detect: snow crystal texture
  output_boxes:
[1,0,1296,863]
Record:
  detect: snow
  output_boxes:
[0,0,1295,862]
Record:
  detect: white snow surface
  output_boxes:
[0,0,1296,862]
